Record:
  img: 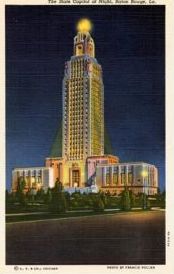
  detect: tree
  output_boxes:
[36,188,45,202]
[160,190,165,208]
[16,178,27,206]
[158,189,165,207]
[49,179,67,213]
[44,188,52,204]
[6,189,9,202]
[120,188,131,211]
[5,189,11,208]
[64,191,71,209]
[17,178,26,192]
[139,193,151,210]
[157,187,161,195]
[100,192,107,207]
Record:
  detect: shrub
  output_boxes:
[93,195,105,212]
[49,192,67,213]
[129,190,136,208]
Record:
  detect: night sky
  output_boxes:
[6,5,165,190]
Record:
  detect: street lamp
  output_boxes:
[141,170,148,192]
[142,170,148,178]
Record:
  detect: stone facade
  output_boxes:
[12,167,54,193]
[96,162,158,195]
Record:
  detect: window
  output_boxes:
[128,173,133,184]
[121,173,126,185]
[106,173,110,186]
[113,173,118,185]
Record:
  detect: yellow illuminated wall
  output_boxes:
[62,30,104,162]
[90,63,104,156]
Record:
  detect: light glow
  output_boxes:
[141,170,148,178]
[77,18,92,33]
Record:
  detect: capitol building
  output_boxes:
[12,19,158,196]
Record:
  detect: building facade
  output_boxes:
[12,167,54,193]
[96,162,158,195]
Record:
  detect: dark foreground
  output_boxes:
[6,211,165,265]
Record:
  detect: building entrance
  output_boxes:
[72,170,80,187]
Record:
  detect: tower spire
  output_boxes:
[74,19,95,58]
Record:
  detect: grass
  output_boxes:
[6,203,48,214]
[6,210,115,223]
[5,208,157,223]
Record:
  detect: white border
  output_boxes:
[0,0,174,273]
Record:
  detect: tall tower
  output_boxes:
[62,19,104,187]
[63,19,104,161]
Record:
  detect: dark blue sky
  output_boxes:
[6,5,165,190]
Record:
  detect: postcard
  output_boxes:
[0,0,174,273]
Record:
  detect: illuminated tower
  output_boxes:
[12,19,158,195]
[62,19,104,187]
[63,19,104,161]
